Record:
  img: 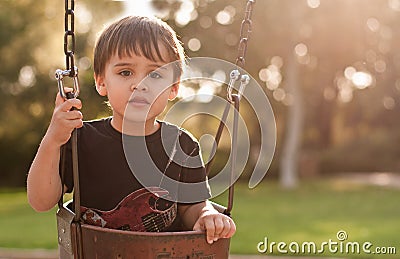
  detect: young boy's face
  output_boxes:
[95,43,179,130]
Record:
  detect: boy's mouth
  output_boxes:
[129,96,150,105]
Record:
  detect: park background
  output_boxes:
[0,0,399,258]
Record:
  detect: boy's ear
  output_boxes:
[94,73,107,96]
[168,83,179,101]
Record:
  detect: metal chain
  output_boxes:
[227,0,255,101]
[222,0,256,215]
[55,0,79,99]
[64,0,76,75]
[235,0,256,69]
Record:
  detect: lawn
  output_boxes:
[0,179,399,258]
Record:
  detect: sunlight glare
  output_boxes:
[211,70,226,86]
[29,102,44,117]
[388,0,400,11]
[307,0,320,9]
[259,68,270,82]
[199,16,213,29]
[174,0,197,26]
[271,56,284,68]
[175,11,192,26]
[366,17,380,32]
[19,66,36,88]
[294,43,308,57]
[188,38,201,52]
[78,57,92,71]
[273,88,286,102]
[344,66,356,80]
[122,0,156,16]
[352,71,373,89]
[196,81,216,103]
[216,10,232,25]
[266,65,282,90]
[178,84,196,102]
[339,85,353,103]
[282,93,294,106]
[374,60,386,73]
[216,5,236,25]
[75,3,92,33]
[383,96,395,110]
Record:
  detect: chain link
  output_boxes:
[227,0,255,102]
[235,0,256,68]
[56,0,79,99]
[64,0,76,76]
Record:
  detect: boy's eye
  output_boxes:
[148,71,162,79]
[119,70,132,77]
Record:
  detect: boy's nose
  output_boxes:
[130,76,148,92]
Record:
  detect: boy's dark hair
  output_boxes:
[94,16,185,78]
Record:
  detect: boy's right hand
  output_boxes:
[44,91,83,147]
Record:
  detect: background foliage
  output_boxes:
[1,0,400,187]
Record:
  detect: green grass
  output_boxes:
[1,179,399,258]
[214,179,400,258]
[0,189,57,249]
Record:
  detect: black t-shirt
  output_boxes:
[61,117,211,231]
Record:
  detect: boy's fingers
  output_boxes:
[225,218,236,238]
[218,218,232,238]
[193,213,236,244]
[193,221,203,232]
[204,218,216,244]
[213,217,224,236]
[70,118,84,129]
[193,218,214,244]
[65,110,83,120]
[55,92,65,106]
[60,98,82,112]
[55,87,78,107]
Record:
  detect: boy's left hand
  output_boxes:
[193,210,236,244]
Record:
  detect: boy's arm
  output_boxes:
[179,200,236,244]
[27,137,64,212]
[27,93,82,212]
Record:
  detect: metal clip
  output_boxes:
[227,69,241,102]
[55,66,80,99]
[238,74,250,100]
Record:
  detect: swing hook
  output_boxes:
[227,69,241,102]
[227,70,250,102]
[238,74,250,100]
[55,66,80,99]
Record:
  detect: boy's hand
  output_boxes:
[193,209,236,244]
[45,89,83,146]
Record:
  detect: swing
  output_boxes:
[55,1,256,258]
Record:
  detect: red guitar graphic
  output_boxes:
[80,187,177,232]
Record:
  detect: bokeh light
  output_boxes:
[352,71,373,89]
[307,0,321,9]
[188,38,201,52]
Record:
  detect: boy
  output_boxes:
[27,16,235,244]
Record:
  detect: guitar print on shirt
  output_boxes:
[80,187,177,232]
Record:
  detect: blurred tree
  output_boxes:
[2,0,400,187]
[0,0,122,186]
[150,0,400,185]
